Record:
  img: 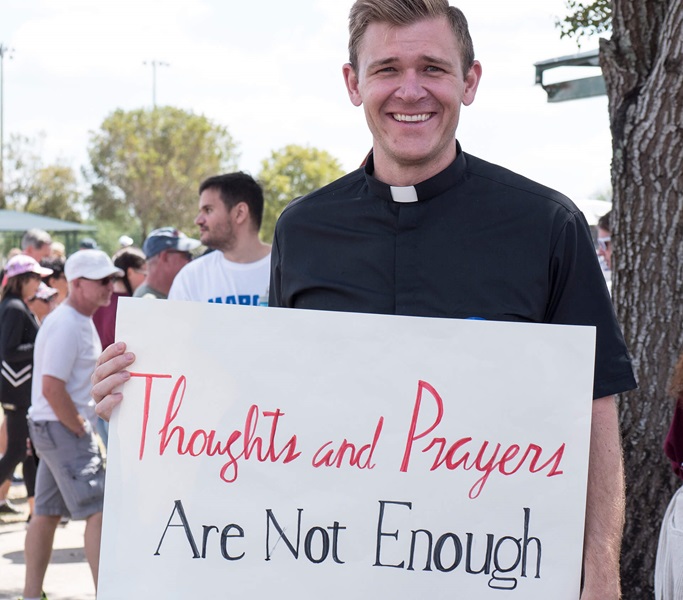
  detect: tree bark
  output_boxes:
[601,1,683,597]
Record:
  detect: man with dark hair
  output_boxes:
[168,172,271,305]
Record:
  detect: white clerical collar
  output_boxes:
[390,185,419,203]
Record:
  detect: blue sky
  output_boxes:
[1,0,611,201]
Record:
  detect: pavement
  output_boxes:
[0,483,96,600]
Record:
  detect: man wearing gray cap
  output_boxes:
[134,227,200,300]
[23,249,123,600]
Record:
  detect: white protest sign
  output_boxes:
[99,298,595,599]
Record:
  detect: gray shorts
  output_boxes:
[28,419,105,519]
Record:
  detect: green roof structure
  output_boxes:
[0,209,95,256]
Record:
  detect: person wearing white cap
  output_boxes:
[26,283,59,324]
[134,227,200,299]
[118,234,134,249]
[23,249,122,600]
[0,255,53,517]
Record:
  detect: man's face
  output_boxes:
[597,226,612,270]
[343,16,481,184]
[163,249,193,279]
[195,188,236,252]
[73,276,115,311]
[25,244,52,262]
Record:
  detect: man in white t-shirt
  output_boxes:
[169,172,271,305]
[24,249,123,600]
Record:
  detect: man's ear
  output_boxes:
[462,60,482,107]
[231,202,250,225]
[343,63,363,107]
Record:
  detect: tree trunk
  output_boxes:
[601,1,683,597]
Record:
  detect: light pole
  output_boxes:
[0,43,14,207]
[143,60,169,108]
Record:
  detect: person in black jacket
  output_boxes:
[0,255,52,515]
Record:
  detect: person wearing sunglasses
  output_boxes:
[597,211,612,271]
[23,249,122,600]
[596,211,612,294]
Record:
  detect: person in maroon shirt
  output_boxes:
[92,247,147,349]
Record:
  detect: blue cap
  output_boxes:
[142,227,201,259]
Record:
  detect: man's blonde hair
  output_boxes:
[348,0,475,75]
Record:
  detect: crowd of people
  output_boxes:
[0,0,678,599]
[0,168,272,599]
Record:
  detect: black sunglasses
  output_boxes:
[83,276,116,286]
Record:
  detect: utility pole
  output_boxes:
[143,60,169,108]
[0,43,14,208]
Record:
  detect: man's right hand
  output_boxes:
[91,342,136,422]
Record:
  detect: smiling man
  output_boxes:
[268,2,636,599]
[92,2,635,598]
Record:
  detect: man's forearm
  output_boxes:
[581,395,625,599]
[43,375,87,436]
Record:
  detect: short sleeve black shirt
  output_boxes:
[270,145,636,399]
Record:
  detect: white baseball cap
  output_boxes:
[65,250,124,282]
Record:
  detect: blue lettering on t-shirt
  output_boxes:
[208,295,260,305]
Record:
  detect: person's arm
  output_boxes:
[42,375,88,436]
[581,395,625,599]
[90,342,136,421]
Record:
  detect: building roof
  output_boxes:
[534,48,605,103]
[0,209,95,233]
